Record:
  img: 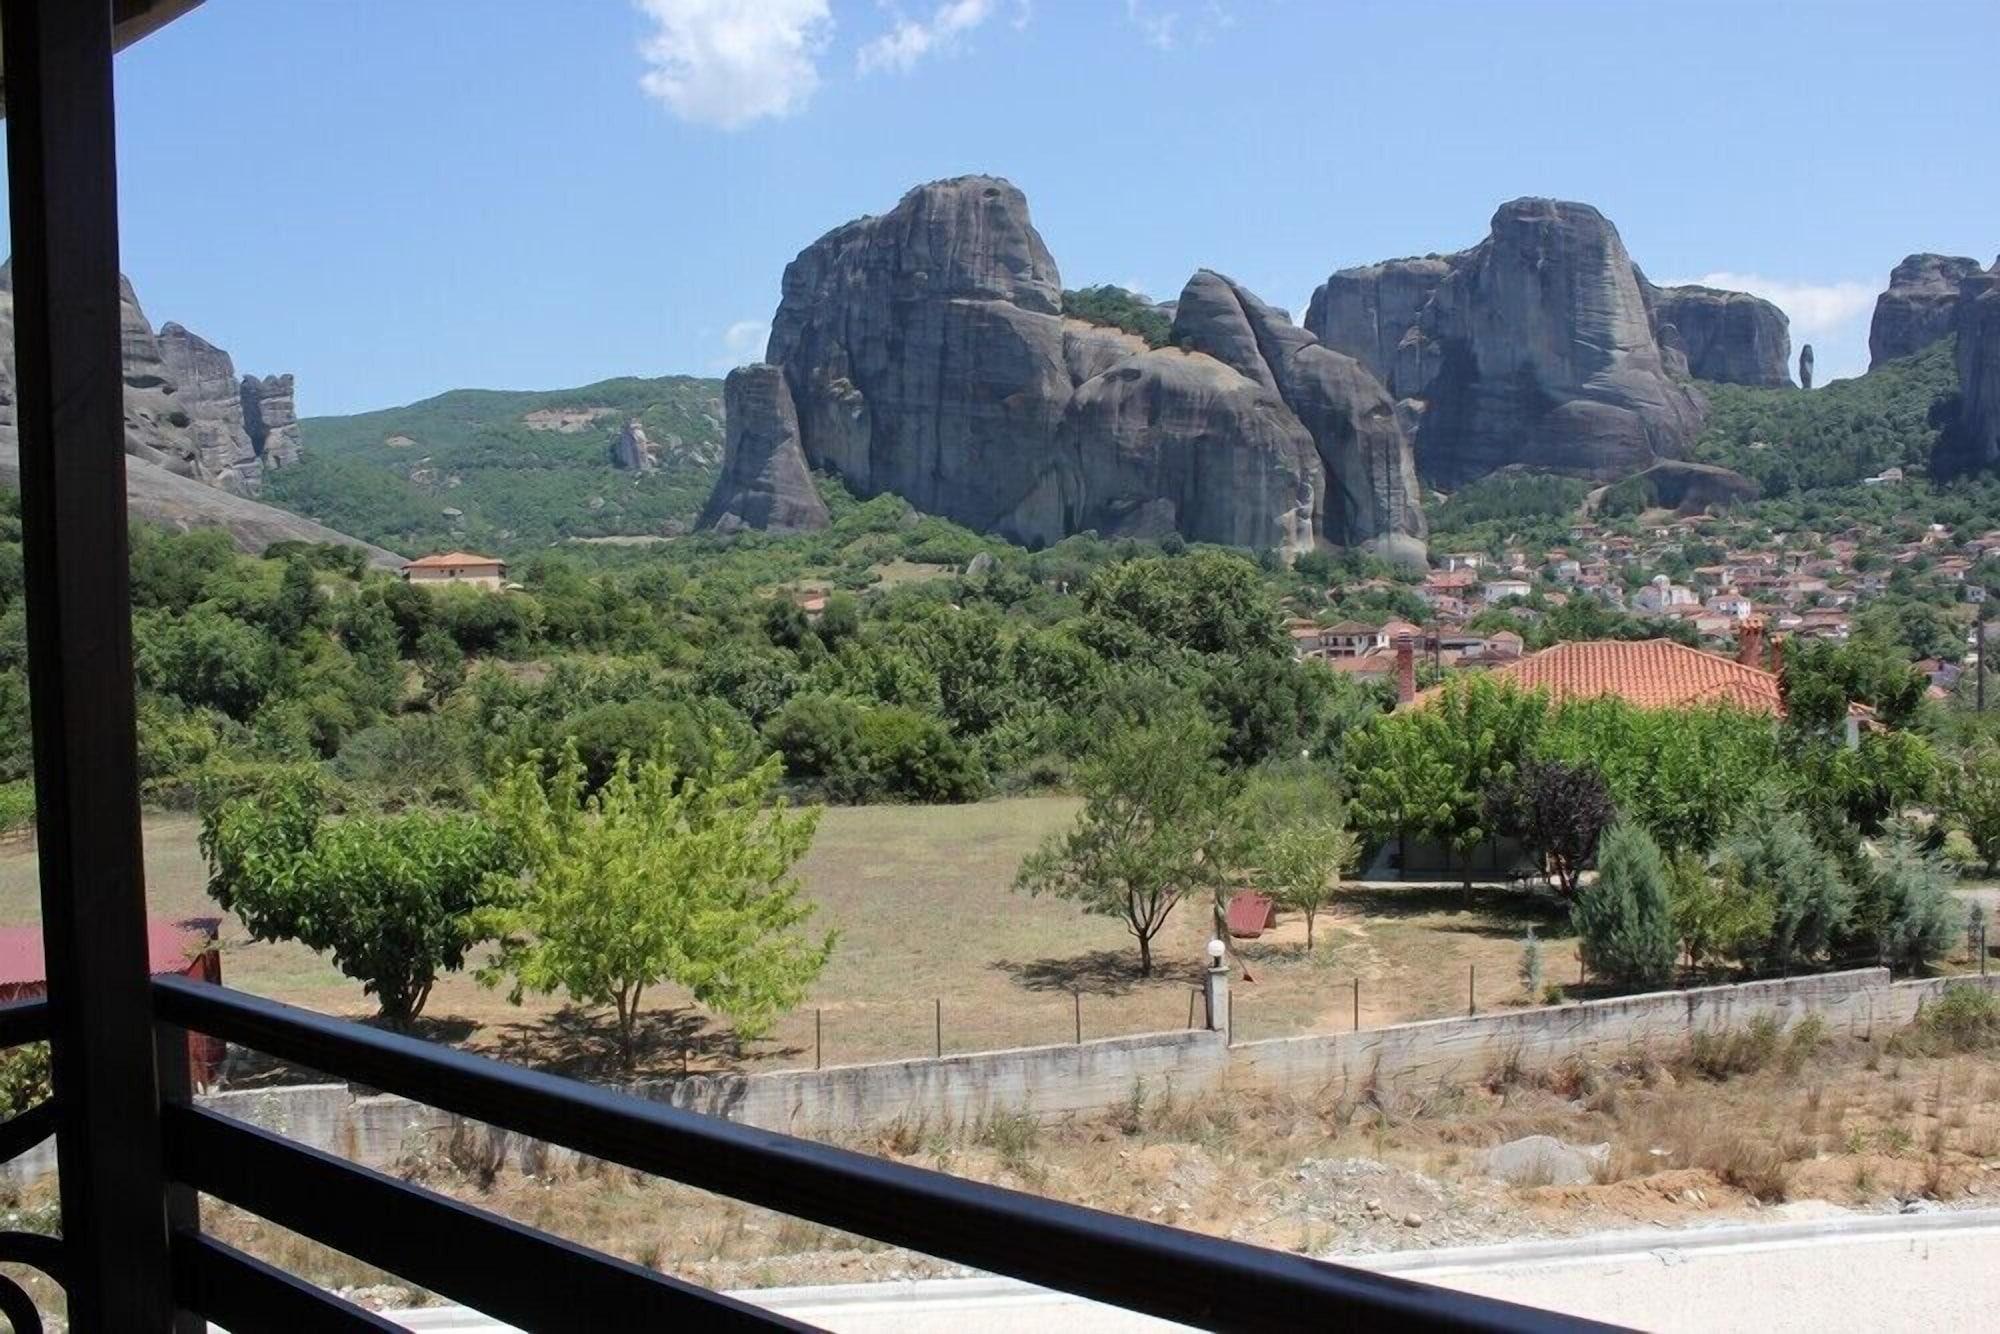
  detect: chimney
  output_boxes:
[1769,633,1785,678]
[1395,634,1416,705]
[1737,618,1764,669]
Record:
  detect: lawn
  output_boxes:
[0,799,1584,1080]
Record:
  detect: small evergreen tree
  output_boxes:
[1718,804,1854,973]
[1572,823,1675,988]
[1518,926,1544,999]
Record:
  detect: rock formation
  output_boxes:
[1869,253,1986,367]
[699,364,829,533]
[609,418,658,471]
[706,176,1427,563]
[1601,460,1760,515]
[1799,343,1814,390]
[1638,280,1792,387]
[1941,263,2000,476]
[1309,199,1707,487]
[0,262,389,559]
[239,374,301,472]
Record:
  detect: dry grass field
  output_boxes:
[0,799,1583,1079]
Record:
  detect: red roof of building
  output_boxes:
[0,917,216,988]
[1415,639,1789,714]
[402,551,506,570]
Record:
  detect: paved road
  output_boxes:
[390,1207,2000,1332]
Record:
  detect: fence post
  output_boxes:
[1352,978,1360,1032]
[934,998,942,1058]
[815,1009,822,1070]
[1073,991,1082,1045]
[1469,964,1476,1017]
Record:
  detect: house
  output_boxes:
[1706,593,1754,621]
[1318,620,1385,658]
[1632,574,1696,614]
[400,551,508,589]
[1481,578,1533,606]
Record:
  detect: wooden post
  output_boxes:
[1468,964,1476,1017]
[1073,991,1081,1045]
[3,0,177,1324]
[815,1009,822,1070]
[934,998,942,1058]
[1352,979,1360,1032]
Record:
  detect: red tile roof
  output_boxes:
[1414,638,1787,714]
[403,551,505,570]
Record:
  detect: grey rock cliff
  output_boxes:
[239,373,301,471]
[1943,264,2000,476]
[1870,254,1985,367]
[715,176,1426,561]
[1304,256,1452,396]
[157,322,261,490]
[609,418,658,471]
[700,364,829,533]
[1311,199,1706,487]
[1799,343,1814,391]
[1639,281,1792,387]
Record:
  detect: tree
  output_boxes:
[269,555,323,645]
[1572,823,1675,989]
[1946,746,2000,872]
[480,741,832,1070]
[199,766,514,1026]
[1079,552,1285,658]
[1718,804,1854,973]
[1015,709,1232,977]
[136,607,273,721]
[1666,849,1772,974]
[1238,769,1357,951]
[1853,839,1959,971]
[416,625,465,709]
[1485,759,1616,897]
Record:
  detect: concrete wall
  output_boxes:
[6,969,1994,1184]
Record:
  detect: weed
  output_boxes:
[1115,1078,1147,1137]
[1899,984,2000,1055]
[1688,1016,1783,1080]
[1879,1124,1915,1156]
[1781,1014,1828,1074]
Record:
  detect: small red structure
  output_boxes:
[0,917,224,1087]
[1225,891,1277,939]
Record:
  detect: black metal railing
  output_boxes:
[136,976,1617,1332]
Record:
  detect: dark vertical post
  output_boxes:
[1468,964,1476,1017]
[934,998,942,1058]
[1352,979,1360,1032]
[1073,991,1081,1045]
[2,0,176,1325]
[1980,617,1987,713]
[814,1008,822,1070]
[156,1022,203,1334]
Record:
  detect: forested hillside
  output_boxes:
[271,375,725,554]
[1691,340,1959,494]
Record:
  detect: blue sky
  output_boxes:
[51,0,2000,415]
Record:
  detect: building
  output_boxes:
[400,550,508,589]
[1481,578,1533,605]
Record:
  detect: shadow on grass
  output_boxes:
[1335,883,1573,938]
[483,1005,804,1081]
[991,947,1206,997]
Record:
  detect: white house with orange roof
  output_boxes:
[400,551,508,590]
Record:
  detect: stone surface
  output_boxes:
[699,364,830,533]
[1869,253,1985,367]
[1308,199,1707,487]
[1640,281,1792,387]
[709,176,1425,560]
[609,418,658,471]
[157,321,261,490]
[240,373,301,471]
[1599,459,1760,514]
[1483,1135,1609,1186]
[1799,343,1814,390]
[1942,264,2000,476]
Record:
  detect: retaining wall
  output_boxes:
[5,968,1993,1183]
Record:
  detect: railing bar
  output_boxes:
[172,1232,404,1333]
[165,1103,816,1333]
[0,1099,56,1167]
[0,997,51,1050]
[154,977,1616,1333]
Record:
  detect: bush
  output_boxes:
[1718,804,1854,973]
[0,779,34,837]
[1689,1015,1784,1079]
[763,693,869,799]
[1904,984,2000,1054]
[0,1041,50,1116]
[1854,840,1959,972]
[858,706,983,803]
[1573,823,1675,988]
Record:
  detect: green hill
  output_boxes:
[1689,339,1958,495]
[269,375,725,554]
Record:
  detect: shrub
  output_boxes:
[1718,804,1853,973]
[1854,840,1959,971]
[763,693,869,799]
[0,779,34,837]
[1689,1015,1783,1079]
[1572,823,1675,988]
[1904,984,2000,1054]
[0,1041,50,1116]
[858,706,983,803]
[1518,927,1544,999]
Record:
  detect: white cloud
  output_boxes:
[1658,271,1875,340]
[722,319,770,364]
[858,0,1001,75]
[1125,0,1232,51]
[635,0,832,130]
[1125,0,1179,49]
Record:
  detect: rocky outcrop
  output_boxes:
[239,373,301,471]
[1604,460,1760,515]
[1639,281,1792,387]
[699,364,829,533]
[609,418,658,471]
[1942,264,2000,476]
[714,176,1427,562]
[0,263,385,558]
[1799,343,1814,390]
[1311,199,1707,487]
[157,322,261,490]
[1869,254,1985,367]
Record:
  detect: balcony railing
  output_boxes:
[0,980,1617,1331]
